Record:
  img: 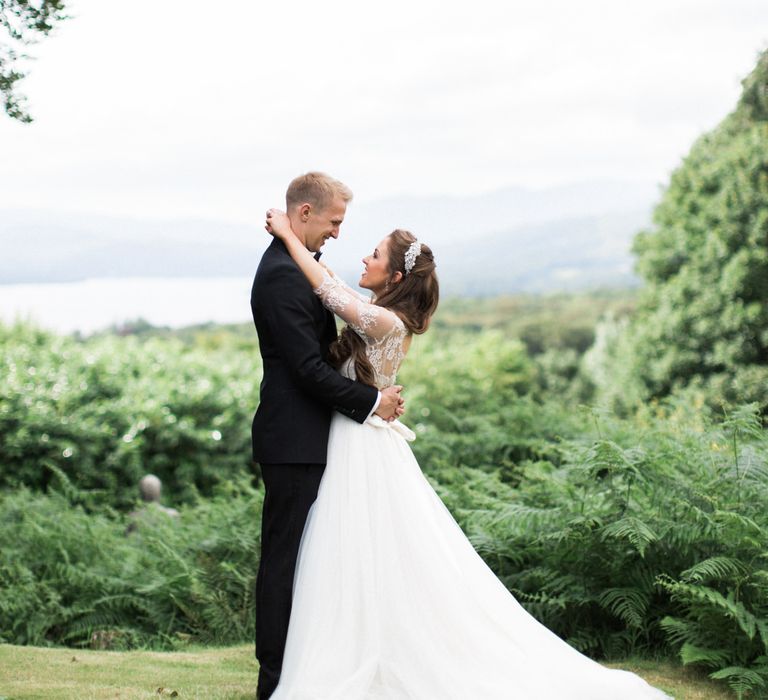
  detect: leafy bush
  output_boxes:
[2,312,766,698]
[400,330,589,484]
[466,402,768,698]
[0,472,262,649]
[2,321,582,503]
[604,50,768,412]
[0,322,260,506]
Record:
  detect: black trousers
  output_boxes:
[255,462,325,700]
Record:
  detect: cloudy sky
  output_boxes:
[1,0,766,225]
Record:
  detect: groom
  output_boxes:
[250,172,404,699]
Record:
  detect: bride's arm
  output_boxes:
[324,267,371,304]
[265,209,327,289]
[267,211,368,302]
[265,209,403,340]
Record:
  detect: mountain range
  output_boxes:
[0,180,660,295]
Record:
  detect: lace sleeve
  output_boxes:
[326,269,371,303]
[313,270,404,341]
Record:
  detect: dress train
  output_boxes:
[270,414,672,699]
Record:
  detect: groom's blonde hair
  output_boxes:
[286,172,353,212]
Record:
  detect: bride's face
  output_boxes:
[360,236,393,294]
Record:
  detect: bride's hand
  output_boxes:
[265,209,295,240]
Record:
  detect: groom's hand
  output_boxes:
[375,385,405,422]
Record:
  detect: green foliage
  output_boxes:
[433,291,636,356]
[0,0,68,121]
[400,329,591,486]
[2,307,767,699]
[0,475,262,648]
[610,50,768,411]
[0,322,260,506]
[464,402,768,696]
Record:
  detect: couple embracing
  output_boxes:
[250,172,670,699]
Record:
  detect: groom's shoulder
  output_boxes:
[257,240,294,274]
[255,241,304,290]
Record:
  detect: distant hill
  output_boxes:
[430,211,649,295]
[0,180,658,294]
[0,213,262,283]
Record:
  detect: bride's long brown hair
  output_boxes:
[329,229,439,387]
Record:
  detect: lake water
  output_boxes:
[0,277,256,334]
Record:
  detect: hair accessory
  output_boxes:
[404,240,422,275]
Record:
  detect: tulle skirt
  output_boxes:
[271,414,672,699]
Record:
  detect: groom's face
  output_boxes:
[303,197,347,252]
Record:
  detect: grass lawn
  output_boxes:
[605,659,733,700]
[0,644,732,699]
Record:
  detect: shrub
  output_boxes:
[0,473,262,648]
[0,322,260,506]
[466,403,768,697]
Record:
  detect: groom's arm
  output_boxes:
[261,262,378,424]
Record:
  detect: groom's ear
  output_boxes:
[298,203,312,222]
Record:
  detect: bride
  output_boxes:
[263,209,671,700]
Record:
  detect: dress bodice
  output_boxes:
[313,270,409,390]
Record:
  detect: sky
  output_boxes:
[0,0,766,225]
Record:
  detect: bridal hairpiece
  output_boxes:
[404,240,422,275]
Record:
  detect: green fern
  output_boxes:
[709,665,767,699]
[659,617,700,647]
[598,588,649,628]
[659,578,757,640]
[679,643,730,668]
[600,517,658,557]
[680,556,748,584]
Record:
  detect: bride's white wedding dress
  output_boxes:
[271,271,671,700]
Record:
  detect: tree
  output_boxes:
[622,49,768,409]
[0,0,68,122]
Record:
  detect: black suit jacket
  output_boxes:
[251,238,378,464]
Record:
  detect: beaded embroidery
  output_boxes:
[313,271,408,389]
[404,240,422,275]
